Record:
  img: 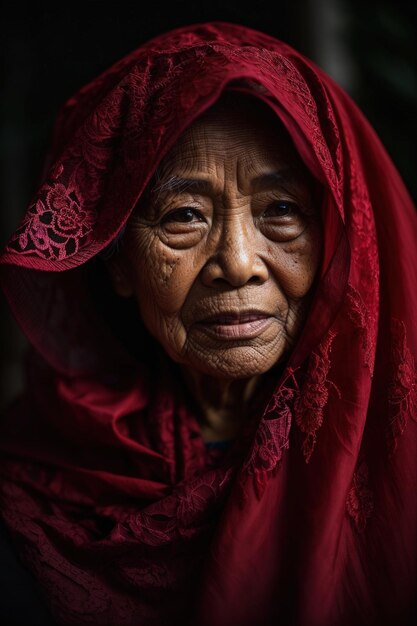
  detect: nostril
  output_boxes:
[211,276,230,286]
[211,274,262,287]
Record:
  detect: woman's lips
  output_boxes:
[195,312,275,340]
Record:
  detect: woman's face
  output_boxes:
[111,98,321,379]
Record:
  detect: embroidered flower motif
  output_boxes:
[294,330,337,463]
[121,560,175,589]
[254,416,291,473]
[239,384,296,501]
[177,480,220,529]
[244,387,295,474]
[346,460,374,532]
[345,136,379,291]
[13,182,95,260]
[346,284,377,370]
[387,318,417,453]
[176,469,232,532]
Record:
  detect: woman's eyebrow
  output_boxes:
[250,169,296,192]
[152,169,296,197]
[152,175,213,196]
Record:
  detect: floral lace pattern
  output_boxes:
[387,318,417,453]
[239,382,296,499]
[9,181,95,261]
[1,463,234,626]
[344,129,379,284]
[246,399,293,474]
[346,460,374,532]
[346,284,376,370]
[294,330,337,462]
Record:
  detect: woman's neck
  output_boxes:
[179,367,275,442]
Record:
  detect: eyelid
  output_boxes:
[161,206,206,224]
[255,188,302,204]
[258,199,300,216]
[262,211,292,223]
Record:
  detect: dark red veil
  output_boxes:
[0,22,416,626]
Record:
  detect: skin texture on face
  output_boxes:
[109,95,322,439]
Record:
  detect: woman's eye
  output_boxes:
[258,200,307,242]
[162,208,204,224]
[262,201,298,218]
[158,206,207,249]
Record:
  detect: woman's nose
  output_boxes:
[200,217,269,288]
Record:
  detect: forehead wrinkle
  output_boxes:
[236,148,285,193]
[153,175,215,196]
[155,147,227,199]
[168,122,280,172]
[152,163,299,203]
[151,114,310,201]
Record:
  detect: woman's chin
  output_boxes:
[177,343,285,380]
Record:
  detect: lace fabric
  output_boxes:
[0,21,417,626]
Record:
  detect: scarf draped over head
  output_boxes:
[1,22,416,626]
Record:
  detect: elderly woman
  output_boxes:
[0,22,416,626]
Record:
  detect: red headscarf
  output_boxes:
[1,22,416,626]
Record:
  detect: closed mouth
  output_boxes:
[197,310,272,325]
[194,310,275,340]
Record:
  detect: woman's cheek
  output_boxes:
[132,238,194,316]
[131,258,190,358]
[279,228,321,297]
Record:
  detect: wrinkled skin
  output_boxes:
[109,96,321,439]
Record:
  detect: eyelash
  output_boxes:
[161,201,300,224]
[261,201,299,218]
[161,207,205,224]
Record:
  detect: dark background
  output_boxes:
[1,0,417,409]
